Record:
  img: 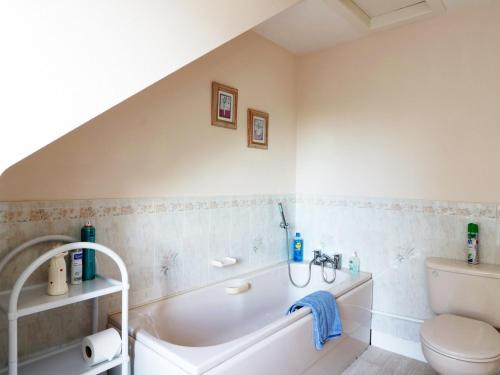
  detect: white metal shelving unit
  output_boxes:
[0,235,129,375]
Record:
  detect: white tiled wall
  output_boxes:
[0,194,295,366]
[295,194,500,343]
[2,193,499,365]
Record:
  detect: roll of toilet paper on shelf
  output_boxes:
[82,328,122,365]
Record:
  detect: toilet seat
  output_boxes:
[421,314,500,362]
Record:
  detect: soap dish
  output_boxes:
[225,279,251,295]
[211,257,237,268]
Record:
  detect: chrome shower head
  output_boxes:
[278,202,289,229]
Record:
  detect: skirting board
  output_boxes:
[371,330,426,362]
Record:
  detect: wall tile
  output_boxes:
[0,194,292,366]
[296,194,500,346]
[6,193,494,361]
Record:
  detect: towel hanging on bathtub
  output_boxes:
[287,290,342,350]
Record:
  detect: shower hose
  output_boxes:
[282,218,336,288]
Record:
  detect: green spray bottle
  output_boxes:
[82,221,96,280]
[467,223,479,265]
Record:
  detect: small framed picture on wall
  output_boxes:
[247,108,269,150]
[211,81,238,129]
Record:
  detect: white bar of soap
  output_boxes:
[211,257,237,268]
[225,279,251,294]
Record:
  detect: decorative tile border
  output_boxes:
[0,194,295,224]
[2,193,495,224]
[295,194,497,219]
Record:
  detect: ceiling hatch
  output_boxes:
[339,0,445,30]
[353,0,424,18]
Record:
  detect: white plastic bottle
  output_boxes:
[70,249,83,284]
[48,252,69,296]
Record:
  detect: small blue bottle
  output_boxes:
[292,233,304,262]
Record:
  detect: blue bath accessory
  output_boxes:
[287,291,342,350]
[292,232,304,262]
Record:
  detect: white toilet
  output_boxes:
[421,257,500,375]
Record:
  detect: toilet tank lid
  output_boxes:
[426,257,500,279]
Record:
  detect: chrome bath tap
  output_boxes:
[313,250,342,270]
[311,250,338,284]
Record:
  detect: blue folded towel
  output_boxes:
[287,290,342,350]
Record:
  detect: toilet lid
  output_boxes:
[421,314,500,362]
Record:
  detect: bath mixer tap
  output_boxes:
[313,250,333,265]
[313,250,322,265]
[333,254,342,270]
[313,250,342,270]
[312,250,337,284]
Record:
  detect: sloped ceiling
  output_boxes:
[0,0,299,176]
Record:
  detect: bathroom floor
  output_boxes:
[341,346,437,375]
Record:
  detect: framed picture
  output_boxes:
[247,108,269,149]
[211,81,238,129]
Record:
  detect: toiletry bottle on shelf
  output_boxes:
[82,221,96,280]
[292,233,304,262]
[349,252,360,273]
[467,223,479,265]
[48,247,69,296]
[69,248,83,284]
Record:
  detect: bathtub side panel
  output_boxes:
[304,279,373,375]
[133,340,189,375]
[205,279,373,375]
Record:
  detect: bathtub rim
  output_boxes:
[111,261,361,316]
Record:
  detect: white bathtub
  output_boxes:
[109,262,373,375]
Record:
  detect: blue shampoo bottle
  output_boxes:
[292,233,304,262]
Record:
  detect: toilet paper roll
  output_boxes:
[82,328,122,365]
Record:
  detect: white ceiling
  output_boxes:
[253,0,492,55]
